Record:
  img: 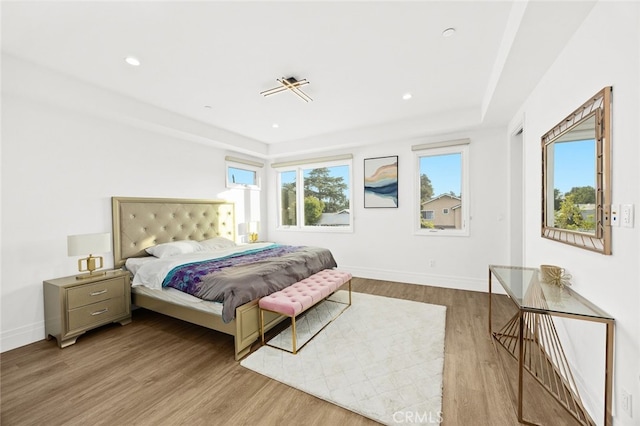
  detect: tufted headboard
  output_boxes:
[111,197,236,268]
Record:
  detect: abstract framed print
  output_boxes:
[364,155,398,208]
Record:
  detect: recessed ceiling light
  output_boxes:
[124,56,141,66]
[272,123,279,129]
[402,93,413,100]
[442,28,456,38]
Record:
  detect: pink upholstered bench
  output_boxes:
[259,269,352,354]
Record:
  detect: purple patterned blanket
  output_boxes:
[163,244,337,323]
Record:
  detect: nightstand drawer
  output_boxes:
[68,296,126,331]
[67,277,125,309]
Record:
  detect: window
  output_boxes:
[276,157,352,231]
[280,170,297,226]
[225,157,262,189]
[414,141,469,235]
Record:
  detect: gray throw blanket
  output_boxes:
[163,245,337,322]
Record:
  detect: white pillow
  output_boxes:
[125,256,157,275]
[199,237,236,251]
[145,240,202,258]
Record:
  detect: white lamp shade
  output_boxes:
[67,233,111,257]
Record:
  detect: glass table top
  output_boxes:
[489,265,613,321]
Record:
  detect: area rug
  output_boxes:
[241,291,447,425]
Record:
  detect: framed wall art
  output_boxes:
[364,155,398,208]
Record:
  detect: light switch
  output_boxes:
[611,204,620,227]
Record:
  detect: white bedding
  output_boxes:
[127,242,276,289]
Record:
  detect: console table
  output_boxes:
[488,265,614,426]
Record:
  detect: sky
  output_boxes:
[552,138,596,194]
[420,153,461,196]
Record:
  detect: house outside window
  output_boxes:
[414,140,469,236]
[275,157,352,231]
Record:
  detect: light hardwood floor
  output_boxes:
[1,278,581,425]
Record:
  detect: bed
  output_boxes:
[111,196,337,360]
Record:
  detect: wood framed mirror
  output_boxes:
[541,87,612,254]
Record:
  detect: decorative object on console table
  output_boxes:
[540,264,572,288]
[364,155,398,208]
[67,232,111,279]
[44,269,131,348]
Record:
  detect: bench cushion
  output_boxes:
[259,269,352,317]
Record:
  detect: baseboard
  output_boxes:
[1,321,45,353]
[341,265,505,294]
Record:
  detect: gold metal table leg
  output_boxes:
[489,269,493,335]
[604,321,614,426]
[518,310,525,423]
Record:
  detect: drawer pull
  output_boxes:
[90,289,108,296]
[91,308,109,316]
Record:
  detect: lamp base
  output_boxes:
[75,270,107,280]
[76,254,105,279]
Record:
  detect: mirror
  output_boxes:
[541,87,612,254]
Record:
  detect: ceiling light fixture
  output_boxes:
[402,93,413,100]
[442,28,456,38]
[124,56,141,66]
[261,77,313,102]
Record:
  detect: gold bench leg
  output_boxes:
[260,308,265,345]
[292,316,297,354]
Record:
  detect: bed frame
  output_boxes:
[111,196,285,360]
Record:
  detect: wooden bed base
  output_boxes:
[112,196,287,360]
[132,292,285,360]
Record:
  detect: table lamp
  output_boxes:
[67,232,111,279]
[248,221,259,243]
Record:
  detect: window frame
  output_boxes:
[276,158,353,233]
[226,160,261,190]
[415,143,470,236]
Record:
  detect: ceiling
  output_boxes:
[1,1,596,155]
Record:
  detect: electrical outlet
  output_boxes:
[429,259,436,268]
[621,204,634,228]
[621,388,633,417]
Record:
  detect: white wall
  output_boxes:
[508,2,640,424]
[267,126,511,293]
[0,56,266,351]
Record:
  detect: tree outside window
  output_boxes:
[277,161,352,230]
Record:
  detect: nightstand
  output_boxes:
[44,269,131,348]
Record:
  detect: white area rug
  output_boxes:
[241,291,447,425]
